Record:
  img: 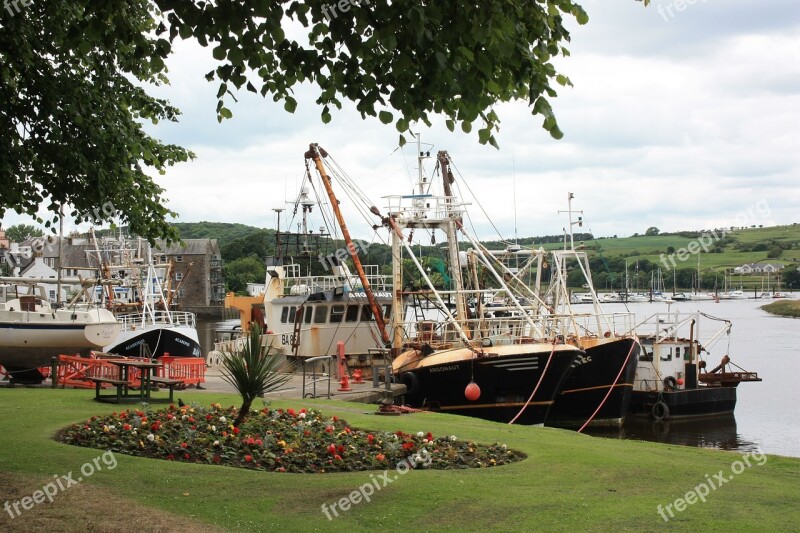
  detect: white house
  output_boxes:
[733,263,783,274]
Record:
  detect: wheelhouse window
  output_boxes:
[660,347,672,361]
[288,306,297,323]
[345,305,359,322]
[314,305,328,324]
[382,304,392,319]
[330,304,345,323]
[304,306,313,324]
[361,305,373,321]
[280,306,289,323]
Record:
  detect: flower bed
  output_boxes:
[57,403,524,473]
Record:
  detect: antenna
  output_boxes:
[557,192,583,250]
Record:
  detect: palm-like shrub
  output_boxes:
[220,324,294,426]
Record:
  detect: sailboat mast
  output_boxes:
[304,144,390,346]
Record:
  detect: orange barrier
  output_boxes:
[53,354,149,389]
[159,357,206,387]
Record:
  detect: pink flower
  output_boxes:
[245,454,253,462]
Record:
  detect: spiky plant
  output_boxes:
[220,324,294,426]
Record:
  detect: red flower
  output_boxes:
[376,454,386,461]
[325,426,333,433]
[300,408,306,414]
[334,454,342,461]
[402,442,414,450]
[188,417,195,423]
[426,432,433,441]
[190,425,196,430]
[245,454,253,462]
[367,434,375,444]
[184,453,190,460]
[180,442,188,449]
[337,445,344,454]
[150,422,161,431]
[166,454,174,461]
[122,424,131,431]
[304,430,311,436]
[213,455,221,463]
[332,416,338,422]
[277,467,286,472]
[205,414,213,421]
[255,439,263,446]
[222,431,228,437]
[287,408,295,416]
[327,444,336,455]
[232,427,240,435]
[246,437,255,445]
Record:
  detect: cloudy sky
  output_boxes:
[6,0,800,243]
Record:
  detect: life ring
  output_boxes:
[663,376,678,390]
[604,331,611,338]
[400,372,419,395]
[652,401,670,421]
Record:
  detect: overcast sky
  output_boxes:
[5,0,799,243]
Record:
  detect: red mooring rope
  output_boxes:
[508,341,558,425]
[577,336,639,433]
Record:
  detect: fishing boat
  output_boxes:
[527,194,640,428]
[99,244,201,358]
[217,176,394,374]
[0,280,121,383]
[341,142,584,425]
[628,311,761,420]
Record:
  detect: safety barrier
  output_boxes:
[52,354,148,388]
[159,357,206,387]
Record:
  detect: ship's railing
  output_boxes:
[280,265,391,295]
[383,194,467,221]
[116,310,197,331]
[399,311,637,349]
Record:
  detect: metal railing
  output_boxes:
[116,310,197,331]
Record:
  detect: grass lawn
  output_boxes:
[1,388,798,532]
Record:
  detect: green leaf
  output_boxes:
[212,45,227,61]
[445,119,455,132]
[461,121,472,134]
[378,111,393,124]
[284,98,297,113]
[219,107,233,119]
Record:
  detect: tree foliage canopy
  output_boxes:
[1,1,647,242]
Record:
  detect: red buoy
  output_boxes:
[677,378,685,386]
[465,381,481,401]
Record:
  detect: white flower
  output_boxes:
[211,425,216,432]
[417,431,424,438]
[298,412,306,419]
[450,435,457,442]
[146,434,155,442]
[182,414,189,420]
[422,439,429,444]
[501,444,507,450]
[213,440,220,446]
[219,416,226,423]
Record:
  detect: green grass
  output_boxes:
[1,389,799,531]
[761,300,800,318]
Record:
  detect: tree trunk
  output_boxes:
[234,398,252,427]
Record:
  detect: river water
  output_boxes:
[197,298,800,458]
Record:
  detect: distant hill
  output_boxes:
[173,222,264,246]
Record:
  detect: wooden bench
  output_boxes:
[88,377,131,404]
[149,377,183,403]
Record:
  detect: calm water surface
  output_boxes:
[198,298,800,458]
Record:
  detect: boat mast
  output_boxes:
[437,151,468,326]
[304,144,390,346]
